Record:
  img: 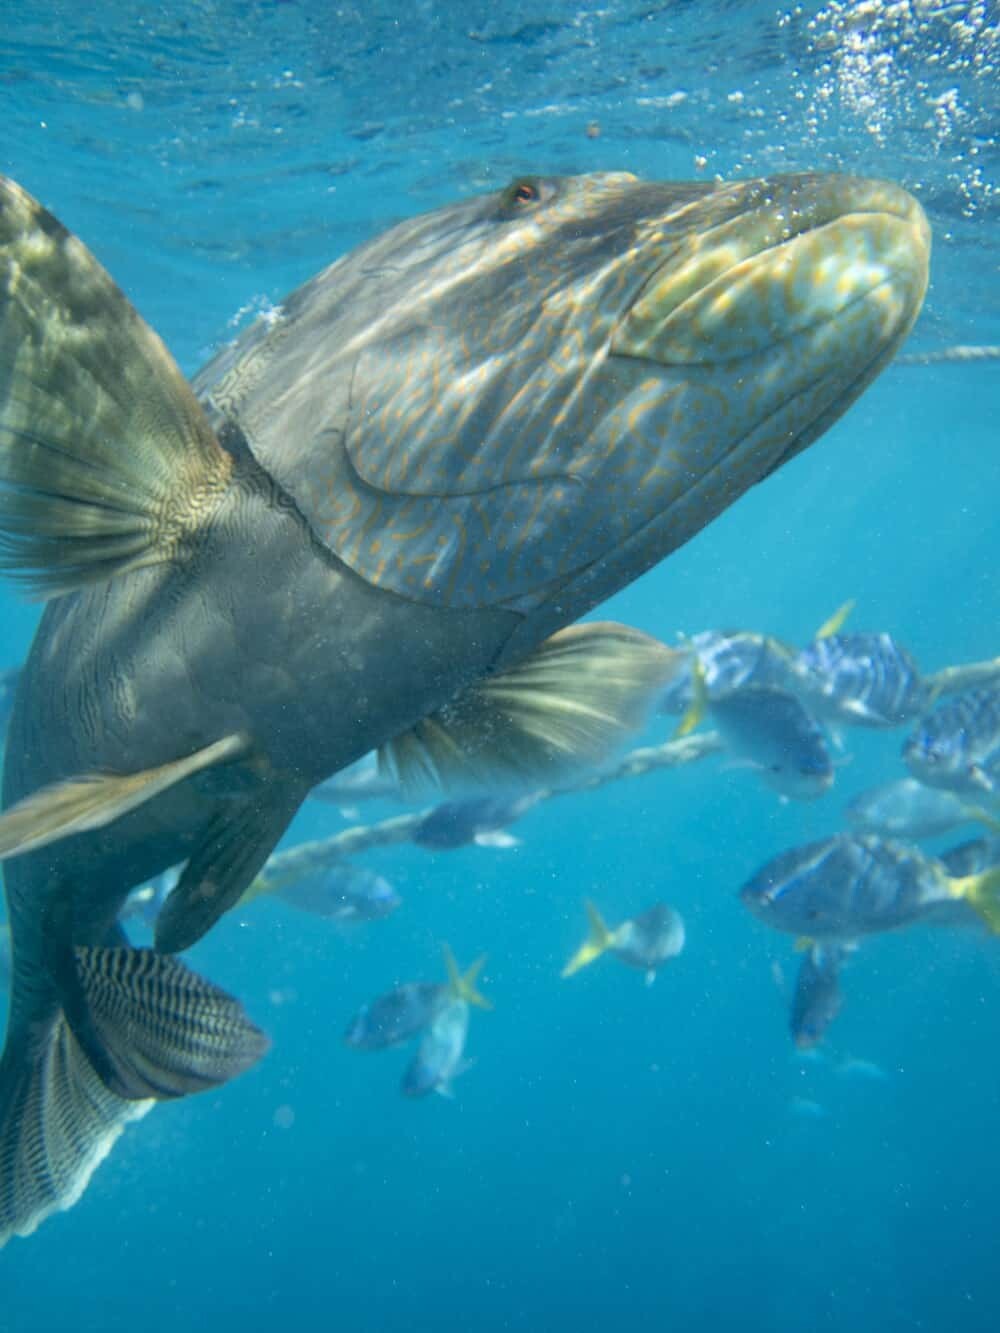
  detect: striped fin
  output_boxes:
[71,945,270,1100]
[0,1020,153,1246]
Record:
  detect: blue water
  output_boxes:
[2,2,999,1329]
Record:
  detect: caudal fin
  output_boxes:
[0,940,269,1244]
[949,866,1000,934]
[561,900,616,978]
[0,1020,153,1244]
[442,944,492,1011]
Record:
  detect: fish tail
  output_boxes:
[442,944,492,1011]
[0,175,234,597]
[0,1018,153,1246]
[675,656,708,737]
[814,600,855,639]
[949,866,1000,934]
[561,900,615,978]
[0,918,270,1245]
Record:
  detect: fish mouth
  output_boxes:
[612,174,930,369]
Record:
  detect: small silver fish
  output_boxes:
[903,688,1000,796]
[562,900,685,984]
[710,686,834,801]
[740,833,1000,939]
[345,947,490,1054]
[344,983,448,1052]
[309,753,400,806]
[659,630,795,715]
[789,942,851,1049]
[845,778,999,840]
[412,794,540,850]
[791,631,928,729]
[272,865,401,922]
[400,997,472,1099]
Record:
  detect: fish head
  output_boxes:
[222,171,930,633]
[902,726,961,790]
[740,838,854,937]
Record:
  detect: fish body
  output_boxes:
[412,796,537,850]
[609,904,686,975]
[562,900,685,981]
[273,865,401,922]
[344,983,447,1052]
[710,686,834,800]
[938,837,1000,878]
[659,630,795,715]
[0,168,930,1241]
[789,942,850,1049]
[845,777,996,840]
[400,997,471,1098]
[791,632,929,729]
[903,688,1000,796]
[740,833,998,938]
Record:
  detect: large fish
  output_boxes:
[0,168,929,1242]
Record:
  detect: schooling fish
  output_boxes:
[789,942,851,1050]
[791,628,929,729]
[345,948,490,1052]
[708,685,834,800]
[400,947,491,1098]
[0,167,929,1242]
[740,833,1000,939]
[903,687,1000,797]
[250,864,401,923]
[659,630,796,718]
[412,794,542,850]
[845,777,1000,840]
[562,900,685,984]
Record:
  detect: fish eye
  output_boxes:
[497,176,551,217]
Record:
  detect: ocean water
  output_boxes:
[1,2,998,1330]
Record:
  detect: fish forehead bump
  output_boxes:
[202,169,929,620]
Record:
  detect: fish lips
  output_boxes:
[612,173,930,370]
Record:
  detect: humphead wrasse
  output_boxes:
[0,168,929,1241]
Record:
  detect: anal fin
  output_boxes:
[379,622,681,798]
[155,783,305,954]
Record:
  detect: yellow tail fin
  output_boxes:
[814,600,856,639]
[561,900,616,978]
[948,866,1000,933]
[675,656,708,738]
[442,944,493,1010]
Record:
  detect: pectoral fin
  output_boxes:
[154,783,305,954]
[0,176,235,596]
[379,622,681,797]
[0,734,247,862]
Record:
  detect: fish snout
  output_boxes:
[613,174,929,368]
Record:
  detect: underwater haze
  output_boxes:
[1,2,999,1331]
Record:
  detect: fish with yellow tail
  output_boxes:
[562,901,685,985]
[400,947,492,1099]
[740,833,1000,939]
[0,166,928,1242]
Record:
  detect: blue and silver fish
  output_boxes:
[791,630,929,729]
[345,947,490,1054]
[740,833,1000,938]
[903,688,1000,796]
[412,795,541,850]
[789,942,851,1050]
[270,865,400,922]
[709,686,834,801]
[562,900,685,984]
[659,630,795,717]
[845,778,1000,840]
[399,947,491,1097]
